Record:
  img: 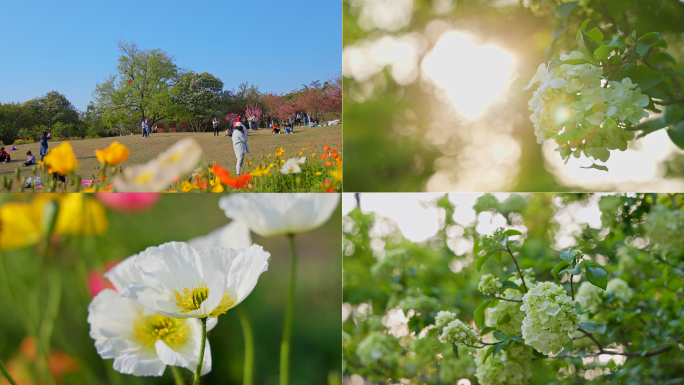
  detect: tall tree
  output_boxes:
[92,39,180,132]
[24,90,79,129]
[170,71,224,132]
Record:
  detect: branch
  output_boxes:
[546,345,673,359]
[578,328,603,351]
[505,246,528,293]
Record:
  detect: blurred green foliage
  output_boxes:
[343,0,684,191]
[343,193,684,383]
[0,194,341,385]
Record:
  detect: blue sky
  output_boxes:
[0,0,341,112]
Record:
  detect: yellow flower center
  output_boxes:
[134,314,188,348]
[134,172,154,184]
[172,282,237,318]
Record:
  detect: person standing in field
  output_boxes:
[39,131,52,161]
[232,122,249,175]
[213,117,220,136]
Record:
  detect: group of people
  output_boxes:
[0,131,48,166]
[271,122,295,134]
[141,117,152,138]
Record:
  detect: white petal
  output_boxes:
[188,221,252,251]
[104,255,136,292]
[218,194,340,237]
[606,105,617,118]
[549,78,567,89]
[88,289,142,357]
[155,339,192,368]
[113,352,166,376]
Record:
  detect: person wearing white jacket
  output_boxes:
[232,122,250,175]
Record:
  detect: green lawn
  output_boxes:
[0,125,341,192]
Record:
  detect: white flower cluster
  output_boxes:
[435,310,459,329]
[356,332,396,366]
[394,293,440,312]
[485,276,530,335]
[478,274,503,296]
[606,278,635,304]
[475,343,533,385]
[576,281,604,313]
[526,51,649,162]
[644,205,684,253]
[442,319,480,347]
[520,282,579,354]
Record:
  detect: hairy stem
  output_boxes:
[280,234,297,385]
[171,366,185,385]
[193,318,207,385]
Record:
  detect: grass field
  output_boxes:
[0,125,341,192]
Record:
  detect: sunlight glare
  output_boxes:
[421,31,515,120]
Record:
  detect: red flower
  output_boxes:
[308,142,313,146]
[324,162,332,167]
[320,180,335,193]
[128,79,132,83]
[193,180,208,190]
[213,165,252,189]
[324,145,330,152]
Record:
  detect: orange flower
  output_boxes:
[320,180,335,193]
[308,142,312,146]
[212,165,252,189]
[324,145,330,152]
[193,179,208,190]
[320,154,329,160]
[324,162,332,167]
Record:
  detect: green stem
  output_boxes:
[237,306,254,385]
[0,359,18,385]
[171,365,185,385]
[193,318,207,385]
[280,234,297,385]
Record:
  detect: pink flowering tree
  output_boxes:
[225,113,240,127]
[245,104,262,126]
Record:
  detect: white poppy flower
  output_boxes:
[188,221,252,251]
[114,138,203,192]
[218,193,340,237]
[280,157,306,175]
[121,242,269,319]
[88,256,215,376]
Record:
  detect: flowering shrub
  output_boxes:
[344,193,683,384]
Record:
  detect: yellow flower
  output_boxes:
[251,165,272,177]
[210,177,225,193]
[298,151,303,156]
[0,200,43,250]
[248,161,253,167]
[280,160,286,164]
[95,141,130,165]
[311,152,316,158]
[54,194,109,236]
[0,195,108,250]
[180,181,197,192]
[330,170,342,182]
[44,142,78,175]
[302,148,307,152]
[315,172,322,176]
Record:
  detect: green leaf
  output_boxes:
[667,121,684,150]
[561,263,582,276]
[555,1,578,20]
[473,238,483,257]
[636,32,667,54]
[476,252,492,272]
[509,335,523,342]
[613,63,663,91]
[503,229,522,237]
[558,59,591,66]
[493,341,506,357]
[483,346,494,363]
[452,343,459,358]
[581,163,609,172]
[500,281,520,291]
[559,249,575,264]
[579,321,597,331]
[497,314,512,326]
[586,28,604,45]
[664,105,684,126]
[584,264,607,290]
[474,300,491,328]
[608,33,626,51]
[636,116,668,140]
[574,301,581,314]
[493,331,507,341]
[480,326,496,335]
[649,52,676,66]
[492,251,502,263]
[562,339,575,350]
[552,261,571,282]
[608,54,622,65]
[594,45,613,61]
